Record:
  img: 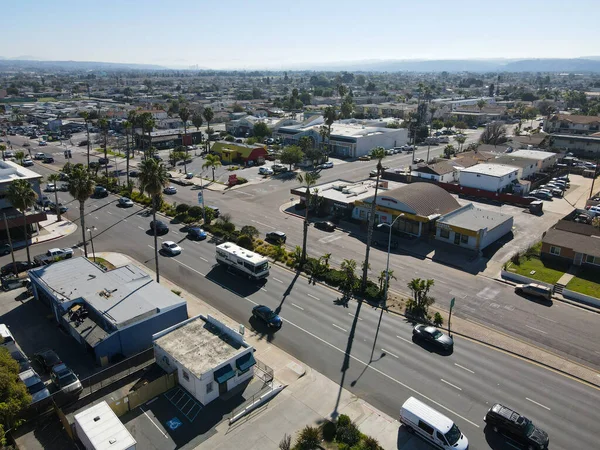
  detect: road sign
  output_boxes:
[197,191,203,204]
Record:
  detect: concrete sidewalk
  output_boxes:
[96,252,402,450]
[8,214,77,250]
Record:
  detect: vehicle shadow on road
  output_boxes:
[204,266,266,297]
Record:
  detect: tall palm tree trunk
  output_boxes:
[22,212,31,264]
[183,124,188,174]
[104,132,109,180]
[301,189,310,262]
[54,189,61,221]
[86,122,91,167]
[80,201,87,257]
[153,196,160,283]
[361,172,381,290]
[125,134,130,188]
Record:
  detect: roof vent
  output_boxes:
[93,416,101,422]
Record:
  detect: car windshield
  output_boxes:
[431,329,443,338]
[445,424,462,446]
[28,381,47,395]
[168,244,177,249]
[255,262,269,273]
[58,373,78,387]
[525,421,535,436]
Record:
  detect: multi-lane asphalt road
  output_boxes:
[15,135,600,373]
[4,186,599,450]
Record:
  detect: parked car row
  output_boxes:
[529,175,570,200]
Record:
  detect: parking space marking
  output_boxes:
[525,325,547,334]
[291,303,304,311]
[332,323,347,332]
[381,348,399,359]
[526,397,551,410]
[348,313,362,321]
[307,294,320,301]
[441,379,462,391]
[140,406,169,438]
[454,363,475,374]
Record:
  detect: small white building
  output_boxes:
[509,149,557,171]
[435,203,514,251]
[153,315,256,405]
[74,401,136,450]
[491,155,539,180]
[458,163,519,193]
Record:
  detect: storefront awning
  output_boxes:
[235,352,256,372]
[214,364,235,384]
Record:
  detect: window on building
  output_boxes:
[162,356,170,366]
[461,234,468,244]
[182,370,190,381]
[550,246,561,256]
[359,210,366,219]
[440,229,450,239]
[585,254,597,265]
[206,382,213,394]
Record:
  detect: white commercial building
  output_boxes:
[490,155,539,180]
[458,164,519,193]
[435,203,514,251]
[74,401,136,450]
[275,117,408,158]
[153,315,256,405]
[509,149,557,171]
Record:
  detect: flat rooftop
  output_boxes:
[293,178,404,205]
[155,316,246,378]
[0,160,42,184]
[460,163,519,177]
[510,149,556,160]
[438,203,512,231]
[29,257,186,328]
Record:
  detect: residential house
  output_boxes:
[541,220,600,270]
[544,114,600,135]
[458,164,520,193]
[509,149,557,171]
[549,133,600,157]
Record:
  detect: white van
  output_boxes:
[0,324,16,352]
[400,397,469,450]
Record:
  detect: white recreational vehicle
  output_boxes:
[216,242,270,280]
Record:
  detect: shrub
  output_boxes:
[176,203,190,214]
[237,234,254,250]
[511,252,521,265]
[240,225,259,238]
[336,422,360,446]
[183,215,197,224]
[294,425,320,450]
[236,176,248,184]
[225,135,235,142]
[434,312,444,326]
[363,283,381,301]
[362,436,382,450]
[321,420,336,442]
[323,269,346,287]
[188,205,204,219]
[337,414,352,428]
[219,220,235,233]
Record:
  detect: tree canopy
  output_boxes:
[280,145,304,169]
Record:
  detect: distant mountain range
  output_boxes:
[2,57,600,73]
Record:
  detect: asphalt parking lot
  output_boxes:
[0,287,99,380]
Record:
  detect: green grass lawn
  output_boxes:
[566,269,600,298]
[37,97,57,102]
[506,257,565,284]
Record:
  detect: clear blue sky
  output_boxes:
[2,0,599,69]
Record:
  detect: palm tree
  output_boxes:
[98,117,110,179]
[79,111,91,167]
[361,147,387,291]
[202,107,214,151]
[476,99,487,113]
[138,158,169,283]
[340,259,357,299]
[140,113,155,159]
[202,154,222,181]
[178,106,191,173]
[47,173,62,221]
[296,171,320,263]
[0,144,6,160]
[323,106,337,159]
[453,134,466,152]
[6,180,37,264]
[378,269,396,292]
[123,120,132,187]
[68,165,95,257]
[127,109,139,156]
[15,151,25,165]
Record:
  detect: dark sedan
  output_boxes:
[252,305,282,328]
[412,324,454,350]
[33,349,62,373]
[314,221,335,232]
[149,220,169,235]
[1,261,35,276]
[187,227,207,240]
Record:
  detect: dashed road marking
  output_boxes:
[138,226,145,230]
[454,363,475,374]
[292,303,304,311]
[526,397,551,410]
[273,277,283,283]
[397,335,412,344]
[348,313,362,321]
[173,258,205,277]
[441,379,462,391]
[200,257,208,262]
[332,323,347,332]
[260,287,267,292]
[381,348,399,359]
[106,211,112,215]
[307,294,320,301]
[538,315,557,323]
[525,325,547,334]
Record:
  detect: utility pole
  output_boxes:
[3,213,17,276]
[448,297,455,336]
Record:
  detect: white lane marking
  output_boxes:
[94,216,99,219]
[318,234,343,244]
[283,318,479,428]
[251,220,276,229]
[538,315,557,323]
[332,323,347,332]
[200,257,208,262]
[123,218,128,222]
[526,397,551,411]
[172,231,180,236]
[291,303,304,311]
[307,294,320,301]
[454,363,475,374]
[525,325,547,334]
[441,379,462,391]
[173,259,205,277]
[138,226,145,230]
[107,211,112,215]
[381,348,399,359]
[397,335,412,344]
[244,297,258,305]
[140,406,168,438]
[260,287,267,292]
[348,313,362,321]
[273,277,284,283]
[147,245,154,249]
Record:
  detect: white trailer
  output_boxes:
[216,242,270,280]
[74,401,136,450]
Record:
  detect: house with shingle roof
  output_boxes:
[544,114,600,135]
[541,219,600,270]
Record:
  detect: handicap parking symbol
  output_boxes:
[166,417,183,430]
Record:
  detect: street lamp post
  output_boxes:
[87,226,97,261]
[377,213,405,306]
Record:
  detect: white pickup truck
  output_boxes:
[34,247,74,265]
